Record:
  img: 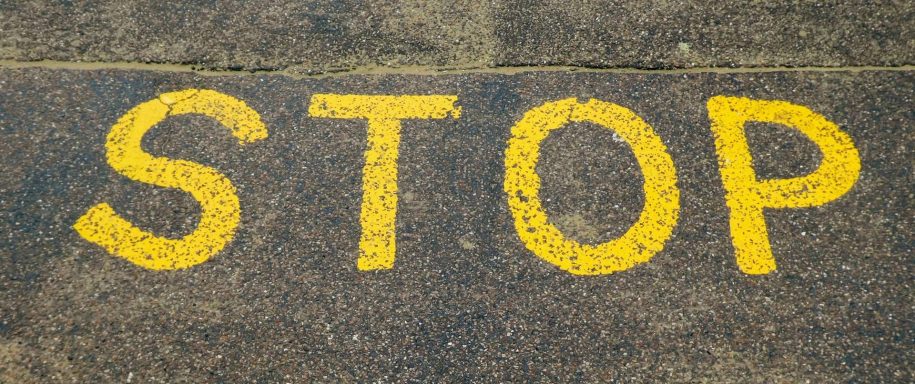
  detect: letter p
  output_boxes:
[708,96,861,275]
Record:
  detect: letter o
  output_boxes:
[504,98,680,275]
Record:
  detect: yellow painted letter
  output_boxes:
[308,94,461,270]
[74,89,268,270]
[707,96,861,274]
[504,98,680,275]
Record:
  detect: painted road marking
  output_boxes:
[73,89,268,270]
[504,98,680,275]
[708,96,861,274]
[72,89,861,275]
[308,94,461,270]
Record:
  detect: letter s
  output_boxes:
[73,89,268,270]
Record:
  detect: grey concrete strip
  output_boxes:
[493,1,915,69]
[0,68,912,382]
[1,1,913,73]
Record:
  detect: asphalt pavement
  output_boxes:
[0,2,913,383]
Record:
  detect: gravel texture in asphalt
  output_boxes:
[0,68,911,382]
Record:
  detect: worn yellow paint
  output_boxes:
[308,94,461,270]
[73,89,268,270]
[708,96,861,275]
[504,98,680,275]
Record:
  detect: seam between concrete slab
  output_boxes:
[1,60,913,78]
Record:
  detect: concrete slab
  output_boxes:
[2,1,913,72]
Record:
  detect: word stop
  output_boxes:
[74,89,860,275]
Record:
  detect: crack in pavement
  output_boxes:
[1,60,913,79]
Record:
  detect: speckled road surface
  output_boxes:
[2,0,914,382]
[0,68,911,382]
